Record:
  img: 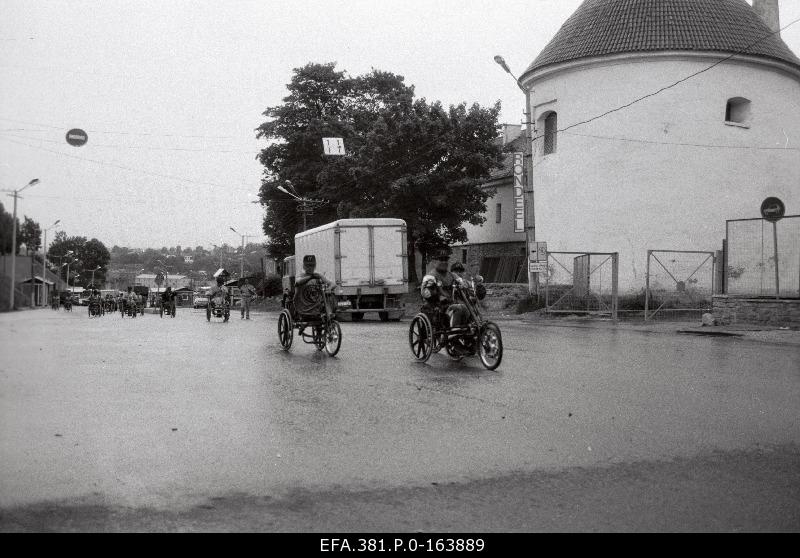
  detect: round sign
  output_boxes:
[65,128,88,147]
[760,197,785,223]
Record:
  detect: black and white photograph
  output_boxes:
[0,0,799,536]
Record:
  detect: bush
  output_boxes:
[515,295,546,314]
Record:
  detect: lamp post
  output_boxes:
[90,266,102,289]
[277,181,326,232]
[229,227,259,281]
[40,220,60,306]
[495,55,536,296]
[3,178,39,309]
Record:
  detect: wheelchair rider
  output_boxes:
[293,255,335,317]
[420,255,470,328]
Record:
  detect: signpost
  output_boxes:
[322,138,346,156]
[65,129,88,147]
[760,197,785,299]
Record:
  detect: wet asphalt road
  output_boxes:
[1,307,798,531]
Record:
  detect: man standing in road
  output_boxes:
[240,278,256,320]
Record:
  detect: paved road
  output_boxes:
[1,308,798,531]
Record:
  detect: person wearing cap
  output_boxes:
[420,254,469,336]
[239,278,257,320]
[293,255,335,317]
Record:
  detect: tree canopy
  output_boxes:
[47,231,111,288]
[256,62,503,280]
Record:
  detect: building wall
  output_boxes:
[460,179,526,246]
[525,53,800,291]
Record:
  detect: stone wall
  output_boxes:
[713,295,800,327]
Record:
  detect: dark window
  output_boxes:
[496,203,502,223]
[725,97,751,125]
[543,112,557,155]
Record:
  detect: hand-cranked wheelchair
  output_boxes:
[277,280,342,357]
[408,276,503,370]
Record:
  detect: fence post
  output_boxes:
[545,253,550,313]
[612,252,619,323]
[644,250,651,320]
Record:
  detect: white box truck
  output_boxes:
[284,218,409,321]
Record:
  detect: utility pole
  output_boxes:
[41,220,60,306]
[4,179,40,310]
[495,56,537,296]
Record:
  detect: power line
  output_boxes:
[0,131,259,154]
[0,135,257,192]
[0,116,237,140]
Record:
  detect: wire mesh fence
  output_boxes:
[544,252,618,319]
[726,216,800,299]
[644,250,716,321]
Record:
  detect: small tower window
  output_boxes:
[543,112,558,154]
[725,97,751,125]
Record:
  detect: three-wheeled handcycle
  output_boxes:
[277,282,342,357]
[408,276,503,370]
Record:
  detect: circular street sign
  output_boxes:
[760,197,786,223]
[65,128,88,147]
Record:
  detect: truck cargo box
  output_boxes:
[294,218,408,296]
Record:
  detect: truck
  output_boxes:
[284,218,409,321]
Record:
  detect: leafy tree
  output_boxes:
[256,62,503,280]
[18,216,41,254]
[0,202,17,255]
[47,232,111,287]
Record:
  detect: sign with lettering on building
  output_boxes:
[322,138,346,156]
[513,152,525,233]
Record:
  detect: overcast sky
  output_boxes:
[1,1,799,250]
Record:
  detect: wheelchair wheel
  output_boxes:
[278,310,294,350]
[478,322,503,371]
[409,313,433,363]
[324,320,342,357]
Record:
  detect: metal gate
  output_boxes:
[644,250,716,320]
[725,216,800,299]
[544,252,618,320]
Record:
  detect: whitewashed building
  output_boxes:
[464,0,800,290]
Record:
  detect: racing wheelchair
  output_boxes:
[277,282,342,357]
[408,276,503,370]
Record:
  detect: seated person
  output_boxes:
[293,254,335,318]
[209,279,229,308]
[420,256,469,328]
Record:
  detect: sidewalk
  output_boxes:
[507,312,800,347]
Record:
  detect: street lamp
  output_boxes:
[229,227,259,281]
[90,265,102,289]
[276,180,326,231]
[494,55,536,296]
[3,178,39,309]
[40,219,60,306]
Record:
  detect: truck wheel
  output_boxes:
[351,312,364,323]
